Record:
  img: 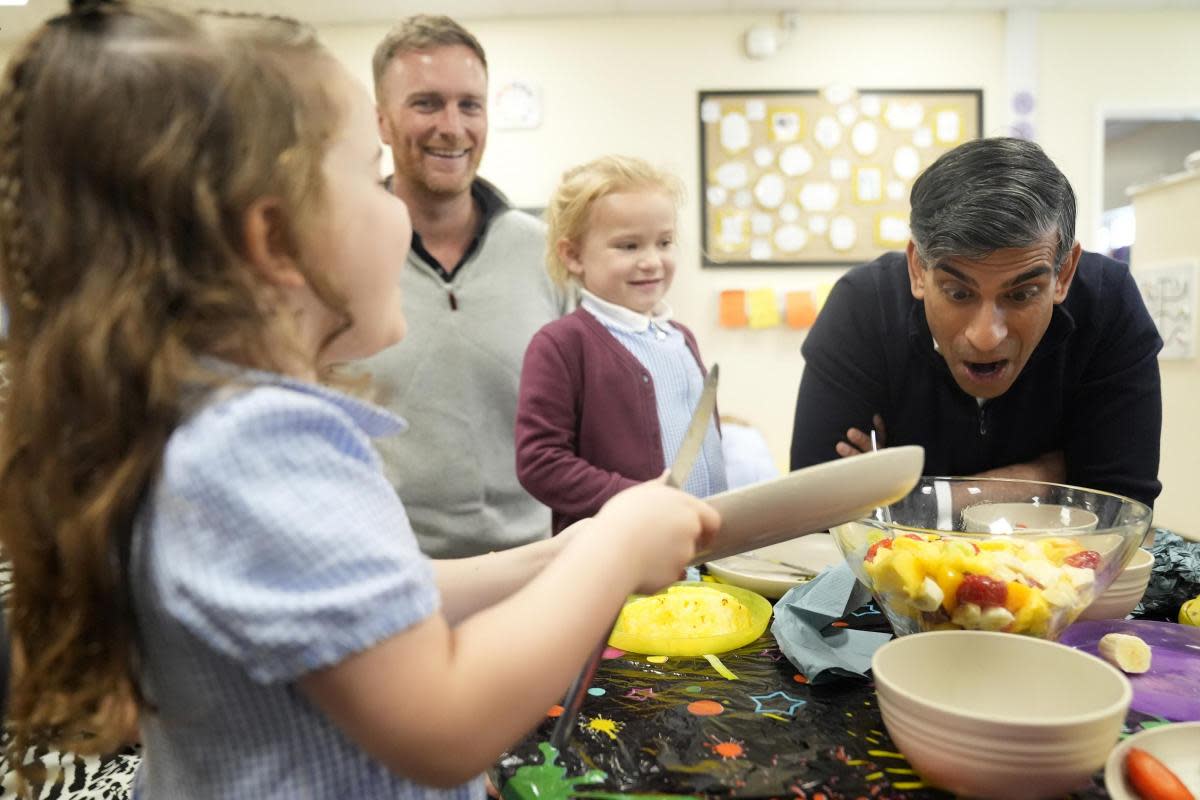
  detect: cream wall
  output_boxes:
[321,12,1008,480]
[1035,10,1200,533]
[1129,171,1200,535]
[3,8,1194,529]
[324,10,1198,532]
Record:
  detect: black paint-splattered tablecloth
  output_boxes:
[494,601,1168,799]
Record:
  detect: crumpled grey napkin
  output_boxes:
[770,561,892,684]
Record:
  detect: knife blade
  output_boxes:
[665,364,719,490]
[549,363,720,753]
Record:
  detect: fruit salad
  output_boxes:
[615,585,752,639]
[862,532,1101,637]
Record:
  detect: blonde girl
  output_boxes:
[515,155,726,534]
[0,4,717,798]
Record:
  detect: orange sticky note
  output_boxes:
[747,288,780,329]
[785,290,817,329]
[718,290,748,328]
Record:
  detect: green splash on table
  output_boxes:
[500,741,694,800]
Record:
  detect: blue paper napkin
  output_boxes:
[770,561,892,684]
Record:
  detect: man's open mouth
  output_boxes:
[965,360,1007,379]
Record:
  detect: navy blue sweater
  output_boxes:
[790,251,1163,508]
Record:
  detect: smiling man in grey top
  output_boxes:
[358,15,569,557]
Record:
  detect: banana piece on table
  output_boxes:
[1097,632,1152,674]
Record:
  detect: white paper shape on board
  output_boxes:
[893,146,921,180]
[1135,260,1197,360]
[799,182,839,212]
[859,95,882,117]
[935,109,963,143]
[779,144,813,177]
[851,120,880,156]
[721,112,752,152]
[814,115,842,150]
[715,161,749,190]
[829,215,857,251]
[754,173,786,208]
[855,167,883,203]
[775,224,809,253]
[751,212,774,235]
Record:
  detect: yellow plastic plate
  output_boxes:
[607,581,772,657]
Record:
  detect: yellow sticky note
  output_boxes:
[747,288,780,329]
[814,281,835,312]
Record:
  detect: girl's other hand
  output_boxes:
[592,481,720,596]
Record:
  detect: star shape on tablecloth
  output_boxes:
[749,690,807,716]
[624,687,655,702]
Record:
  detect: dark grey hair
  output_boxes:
[909,137,1077,272]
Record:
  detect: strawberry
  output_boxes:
[1064,550,1101,570]
[865,539,893,561]
[955,574,1007,607]
[1125,747,1195,800]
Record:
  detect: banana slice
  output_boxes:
[1097,633,1152,674]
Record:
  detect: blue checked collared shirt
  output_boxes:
[130,369,483,799]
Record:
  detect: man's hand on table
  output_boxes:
[835,415,1066,486]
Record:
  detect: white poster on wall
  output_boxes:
[1135,260,1197,360]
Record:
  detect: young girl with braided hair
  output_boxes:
[0,3,718,797]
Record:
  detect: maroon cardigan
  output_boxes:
[515,308,708,534]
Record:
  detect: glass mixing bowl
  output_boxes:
[830,477,1151,640]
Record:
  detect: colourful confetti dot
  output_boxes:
[793,673,809,684]
[586,716,623,741]
[687,699,725,716]
[646,655,669,664]
[684,685,703,693]
[587,687,605,697]
[601,647,624,659]
[547,705,564,718]
[713,740,745,759]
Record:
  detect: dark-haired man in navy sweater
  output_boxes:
[790,137,1162,509]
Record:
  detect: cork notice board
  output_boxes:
[699,88,982,267]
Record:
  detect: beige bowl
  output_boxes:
[1078,548,1154,621]
[1104,721,1200,799]
[962,502,1100,534]
[873,630,1132,799]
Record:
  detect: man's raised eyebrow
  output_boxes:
[1003,266,1052,287]
[932,263,1052,288]
[933,263,977,287]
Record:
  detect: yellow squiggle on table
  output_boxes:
[703,653,738,680]
[867,749,906,759]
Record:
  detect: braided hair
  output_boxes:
[0,1,346,782]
